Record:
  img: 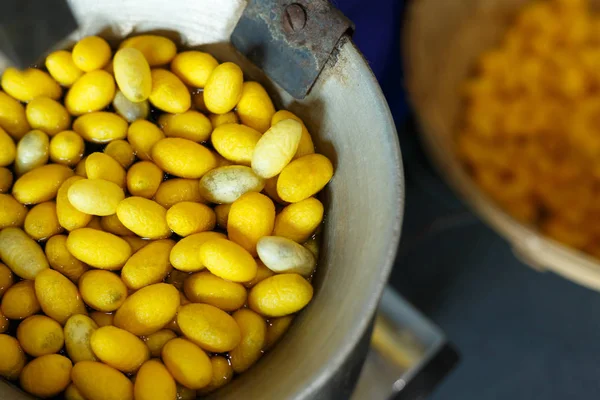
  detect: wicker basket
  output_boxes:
[404,0,600,290]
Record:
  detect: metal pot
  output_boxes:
[0,1,404,398]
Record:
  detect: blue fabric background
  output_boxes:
[335,0,409,119]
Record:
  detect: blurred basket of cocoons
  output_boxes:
[457,0,600,258]
[0,33,333,399]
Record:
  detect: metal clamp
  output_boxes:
[0,0,77,68]
[231,0,354,99]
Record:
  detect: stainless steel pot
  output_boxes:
[0,1,404,398]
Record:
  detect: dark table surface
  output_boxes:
[338,0,600,399]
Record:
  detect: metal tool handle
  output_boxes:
[353,287,458,400]
[231,0,354,99]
